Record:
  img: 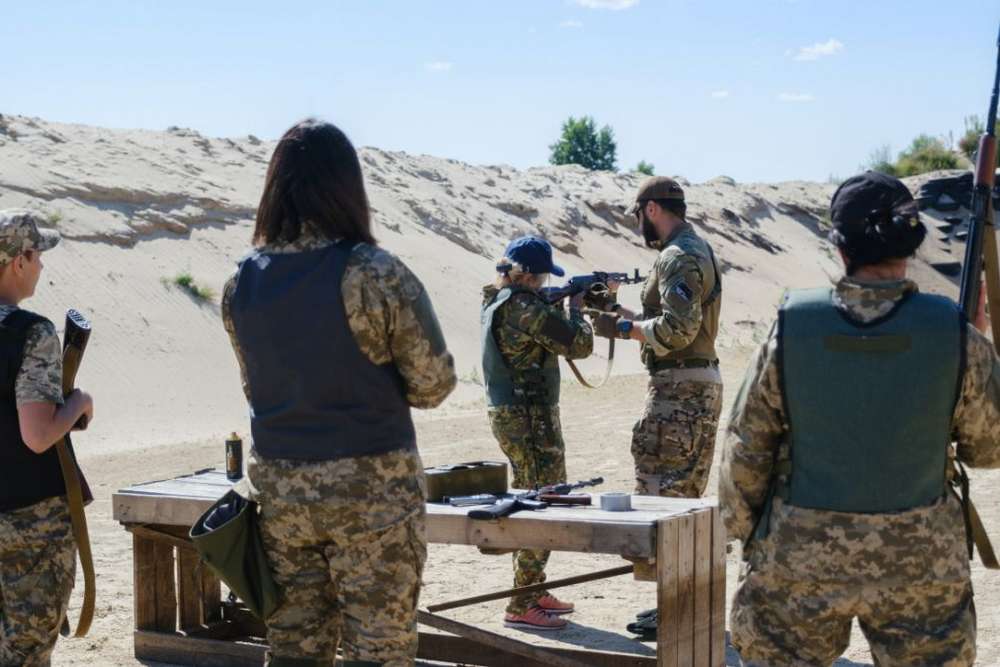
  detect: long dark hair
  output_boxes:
[254,119,376,246]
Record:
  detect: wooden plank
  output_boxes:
[177,547,203,631]
[203,568,223,624]
[417,632,657,667]
[657,517,680,667]
[133,534,158,631]
[692,509,712,667]
[114,493,217,526]
[676,514,695,667]
[417,611,592,667]
[709,507,727,667]
[154,541,178,632]
[134,630,266,667]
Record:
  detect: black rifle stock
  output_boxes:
[467,477,604,520]
[954,24,1000,571]
[55,309,96,636]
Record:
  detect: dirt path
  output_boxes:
[53,349,1000,666]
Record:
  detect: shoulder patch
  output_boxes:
[673,281,694,302]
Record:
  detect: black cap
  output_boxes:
[830,171,917,239]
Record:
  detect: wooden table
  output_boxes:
[113,470,727,667]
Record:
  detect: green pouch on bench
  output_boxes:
[189,489,279,620]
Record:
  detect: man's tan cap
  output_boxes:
[627,176,685,215]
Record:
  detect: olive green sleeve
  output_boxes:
[719,323,785,541]
[637,254,704,355]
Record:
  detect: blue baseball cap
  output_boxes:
[504,236,565,277]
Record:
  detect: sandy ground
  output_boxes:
[52,346,1000,666]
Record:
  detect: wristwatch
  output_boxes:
[617,320,633,339]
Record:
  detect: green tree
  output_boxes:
[894,134,962,176]
[635,160,655,175]
[549,116,617,171]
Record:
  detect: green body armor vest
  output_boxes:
[778,288,964,513]
[481,287,561,408]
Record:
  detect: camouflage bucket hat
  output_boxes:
[0,209,60,265]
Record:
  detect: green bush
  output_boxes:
[958,115,1000,166]
[864,145,897,176]
[549,116,617,171]
[635,160,655,176]
[171,273,215,302]
[894,135,962,176]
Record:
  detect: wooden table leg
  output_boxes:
[710,507,727,667]
[133,531,177,633]
[657,516,680,667]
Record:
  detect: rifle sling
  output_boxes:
[55,438,95,637]
[565,337,615,389]
[951,460,999,570]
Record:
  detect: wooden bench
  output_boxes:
[113,469,727,667]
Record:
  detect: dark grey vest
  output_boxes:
[481,287,560,407]
[778,288,963,513]
[0,310,68,512]
[230,241,416,461]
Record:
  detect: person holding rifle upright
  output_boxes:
[721,171,1000,666]
[481,235,593,630]
[0,210,95,667]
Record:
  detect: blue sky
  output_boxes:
[3,1,998,182]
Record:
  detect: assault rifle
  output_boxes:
[467,477,604,520]
[56,309,96,635]
[954,23,1000,571]
[540,270,644,305]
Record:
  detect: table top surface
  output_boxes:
[113,469,717,558]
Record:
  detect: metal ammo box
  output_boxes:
[424,461,508,502]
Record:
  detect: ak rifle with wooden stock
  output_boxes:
[56,309,97,635]
[954,23,1000,571]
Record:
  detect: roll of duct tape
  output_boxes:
[600,492,632,512]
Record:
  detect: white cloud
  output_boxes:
[559,19,584,28]
[710,90,730,99]
[792,38,844,61]
[425,61,453,72]
[778,92,815,103]
[572,0,639,9]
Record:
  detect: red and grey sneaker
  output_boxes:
[536,594,575,615]
[503,606,568,630]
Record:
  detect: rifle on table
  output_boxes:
[467,477,604,520]
[54,309,96,635]
[540,270,645,390]
[954,23,1000,571]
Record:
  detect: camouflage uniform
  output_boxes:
[721,277,1000,667]
[633,222,722,498]
[0,306,75,667]
[482,285,592,614]
[222,228,456,667]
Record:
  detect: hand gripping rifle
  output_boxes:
[55,309,96,636]
[954,23,1000,571]
[467,477,604,520]
[540,270,645,390]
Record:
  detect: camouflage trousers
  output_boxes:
[631,367,722,498]
[731,566,976,666]
[247,448,428,667]
[488,405,567,614]
[0,496,76,667]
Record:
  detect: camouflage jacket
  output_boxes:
[481,284,593,372]
[0,305,63,407]
[720,277,1000,583]
[638,223,720,363]
[222,231,457,410]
